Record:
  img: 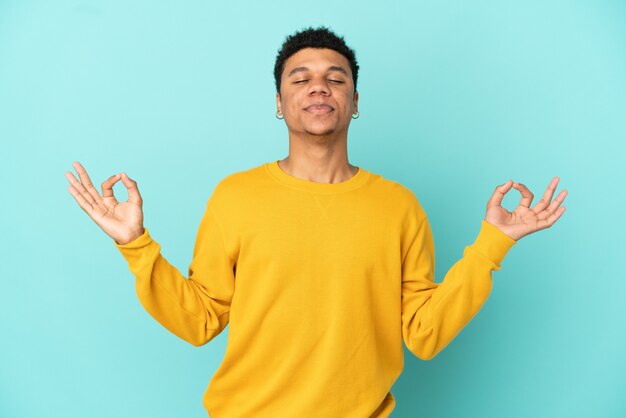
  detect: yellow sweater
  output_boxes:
[115,161,517,417]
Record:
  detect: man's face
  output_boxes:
[276,48,358,138]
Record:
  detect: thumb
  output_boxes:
[486,180,513,210]
[120,172,143,205]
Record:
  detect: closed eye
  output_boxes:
[328,79,345,84]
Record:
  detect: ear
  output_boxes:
[276,92,282,114]
[353,90,359,112]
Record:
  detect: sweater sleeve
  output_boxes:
[114,202,235,347]
[401,206,517,360]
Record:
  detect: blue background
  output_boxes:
[1,1,625,417]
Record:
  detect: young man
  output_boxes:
[65,27,567,418]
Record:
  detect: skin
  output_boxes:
[275,47,359,184]
[65,47,567,244]
[485,178,567,240]
[65,162,144,245]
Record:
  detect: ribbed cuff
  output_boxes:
[113,228,152,249]
[467,220,517,270]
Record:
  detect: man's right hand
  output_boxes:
[65,161,145,245]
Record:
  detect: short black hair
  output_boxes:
[274,26,359,94]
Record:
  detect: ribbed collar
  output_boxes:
[265,160,371,194]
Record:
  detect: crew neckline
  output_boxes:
[265,160,371,194]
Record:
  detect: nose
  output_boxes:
[307,76,330,96]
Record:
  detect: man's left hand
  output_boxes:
[484,177,568,241]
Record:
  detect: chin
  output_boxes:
[303,122,344,137]
[304,128,336,137]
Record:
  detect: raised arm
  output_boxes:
[401,177,567,360]
[65,161,234,346]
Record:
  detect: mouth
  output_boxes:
[304,104,334,114]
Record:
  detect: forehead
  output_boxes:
[282,48,352,76]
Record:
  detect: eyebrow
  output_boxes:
[287,66,349,77]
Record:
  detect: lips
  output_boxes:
[305,104,334,114]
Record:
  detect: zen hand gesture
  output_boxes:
[65,161,145,245]
[485,177,568,241]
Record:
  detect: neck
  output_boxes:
[279,130,357,184]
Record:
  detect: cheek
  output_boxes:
[280,96,300,122]
[342,92,356,107]
[280,93,297,112]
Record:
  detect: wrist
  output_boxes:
[484,219,523,241]
[115,227,145,245]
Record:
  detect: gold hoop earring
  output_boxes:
[352,111,360,119]
[276,111,284,120]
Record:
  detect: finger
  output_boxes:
[65,170,97,205]
[536,205,566,230]
[101,174,121,203]
[119,173,143,205]
[71,161,103,204]
[67,182,108,221]
[511,182,534,208]
[67,181,95,214]
[537,189,568,221]
[486,180,513,210]
[532,176,560,214]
